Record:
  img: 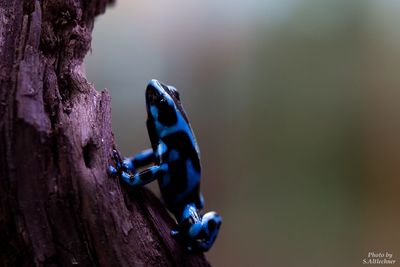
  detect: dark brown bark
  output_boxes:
[0,1,211,266]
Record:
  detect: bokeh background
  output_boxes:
[84,1,400,266]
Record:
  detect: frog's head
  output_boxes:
[146,79,189,137]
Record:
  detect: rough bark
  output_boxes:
[0,1,211,266]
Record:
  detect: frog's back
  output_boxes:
[159,129,203,216]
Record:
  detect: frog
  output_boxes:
[109,79,222,252]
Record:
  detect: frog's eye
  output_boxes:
[168,86,180,101]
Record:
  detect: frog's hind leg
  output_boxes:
[173,204,222,252]
[194,211,222,252]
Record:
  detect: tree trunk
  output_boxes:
[0,1,211,266]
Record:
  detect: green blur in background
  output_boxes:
[85,1,400,266]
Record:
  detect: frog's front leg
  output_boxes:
[123,148,156,172]
[121,163,168,187]
[109,149,165,186]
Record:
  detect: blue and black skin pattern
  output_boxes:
[109,79,222,252]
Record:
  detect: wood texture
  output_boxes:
[0,1,211,266]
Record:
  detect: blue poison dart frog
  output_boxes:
[109,79,222,252]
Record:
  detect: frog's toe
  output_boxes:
[108,165,117,175]
[170,229,180,238]
[112,149,123,167]
[123,159,135,172]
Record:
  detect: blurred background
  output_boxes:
[84,1,400,266]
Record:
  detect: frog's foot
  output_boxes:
[170,228,180,238]
[178,211,222,252]
[194,211,222,252]
[108,149,134,181]
[171,228,196,252]
[123,158,136,172]
[108,165,118,175]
